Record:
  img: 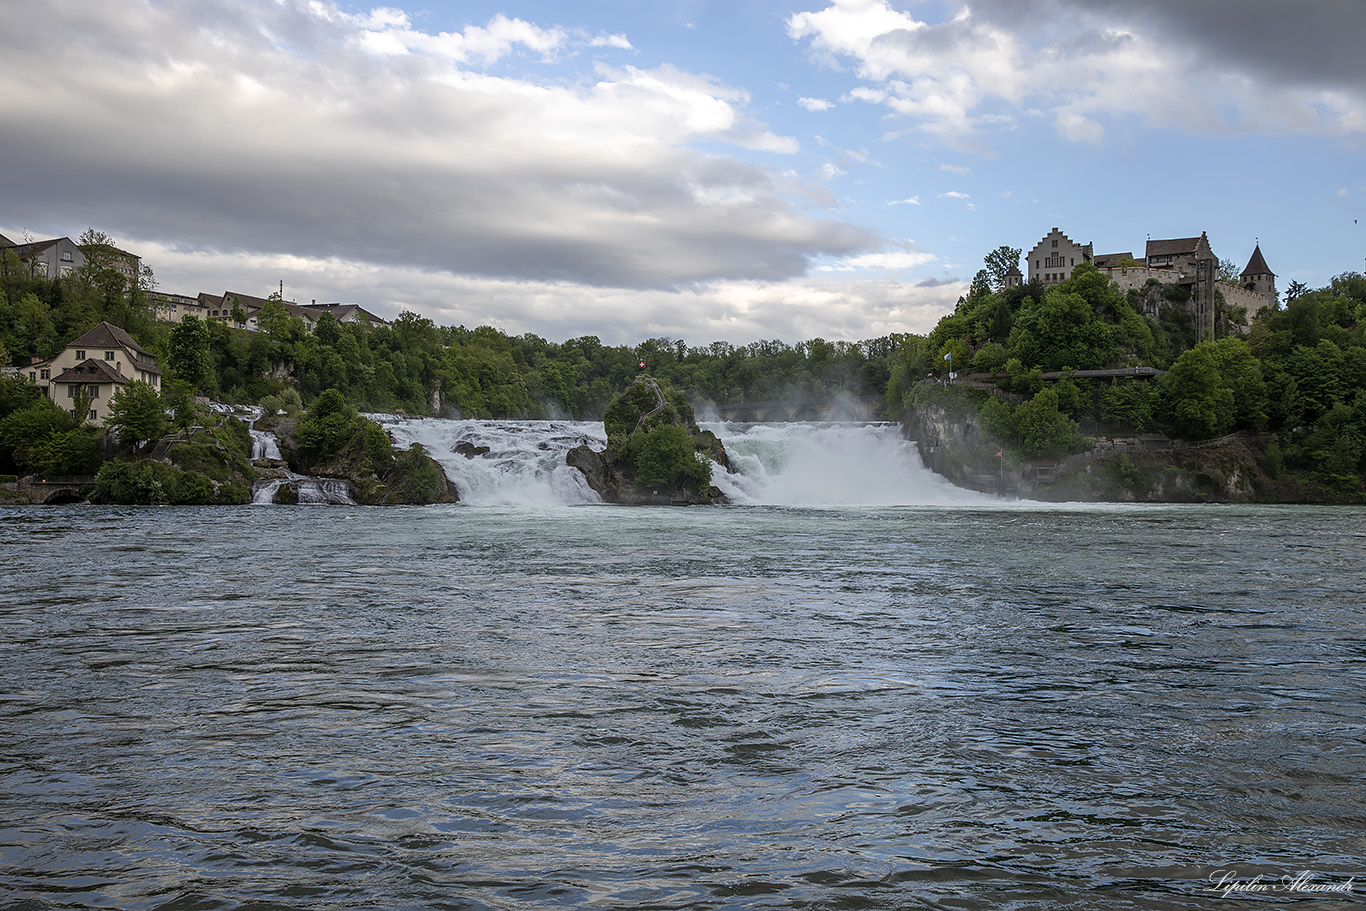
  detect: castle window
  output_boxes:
[76,350,85,360]
[1051,239,1058,247]
[104,351,115,360]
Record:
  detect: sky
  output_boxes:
[2,0,1364,346]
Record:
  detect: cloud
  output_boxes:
[940,164,972,175]
[0,0,873,296]
[888,197,921,206]
[939,191,971,200]
[121,240,950,343]
[798,96,834,111]
[815,242,937,273]
[788,0,1366,148]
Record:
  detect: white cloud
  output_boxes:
[940,164,972,175]
[125,239,950,343]
[0,0,860,296]
[589,33,633,49]
[799,96,834,111]
[788,0,1366,149]
[939,191,971,200]
[888,197,921,206]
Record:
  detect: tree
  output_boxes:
[1014,388,1087,458]
[107,381,168,450]
[1217,257,1240,283]
[167,315,212,392]
[1284,279,1309,305]
[983,245,1023,291]
[1160,344,1235,439]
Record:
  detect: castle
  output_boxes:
[1015,228,1276,339]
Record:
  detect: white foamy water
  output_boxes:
[377,418,605,506]
[704,421,993,507]
[373,417,991,507]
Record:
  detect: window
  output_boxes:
[89,410,97,421]
[67,386,76,398]
[89,386,99,398]
[104,350,115,360]
[41,368,49,379]
[1051,239,1058,247]
[76,350,85,360]
[29,372,35,381]
[61,250,73,262]
[33,261,48,277]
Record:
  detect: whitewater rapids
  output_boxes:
[373,417,990,507]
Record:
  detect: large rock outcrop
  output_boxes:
[567,376,728,505]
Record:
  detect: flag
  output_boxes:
[943,352,951,361]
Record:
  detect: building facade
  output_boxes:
[22,322,162,426]
[1027,228,1093,285]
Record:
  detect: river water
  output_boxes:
[2,421,1364,910]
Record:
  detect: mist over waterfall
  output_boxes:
[704,422,991,506]
[373,417,989,507]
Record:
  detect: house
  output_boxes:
[205,291,323,333]
[3,236,86,279]
[23,322,162,426]
[147,290,209,323]
[300,302,390,328]
[1026,228,1093,285]
[0,235,140,287]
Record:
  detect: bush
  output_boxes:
[390,443,444,504]
[620,424,711,495]
[217,480,251,504]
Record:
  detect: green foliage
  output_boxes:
[89,458,222,505]
[1099,381,1157,431]
[33,427,102,475]
[107,381,168,449]
[1014,388,1089,459]
[983,245,1023,292]
[293,388,394,473]
[616,423,711,495]
[390,443,445,504]
[603,378,712,496]
[1158,339,1267,439]
[217,480,251,504]
[1160,345,1234,439]
[167,315,212,391]
[0,386,76,474]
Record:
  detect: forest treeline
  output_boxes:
[2,237,1364,495]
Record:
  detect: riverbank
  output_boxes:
[904,384,1366,503]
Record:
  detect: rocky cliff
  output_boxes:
[906,393,1340,503]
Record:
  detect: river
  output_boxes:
[2,420,1363,910]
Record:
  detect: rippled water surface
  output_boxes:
[3,500,1365,910]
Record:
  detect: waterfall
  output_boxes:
[249,429,284,462]
[251,475,356,505]
[252,479,283,505]
[377,418,603,506]
[704,421,993,506]
[372,417,989,507]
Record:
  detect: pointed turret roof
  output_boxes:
[1241,244,1273,277]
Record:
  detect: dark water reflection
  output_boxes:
[2,503,1364,910]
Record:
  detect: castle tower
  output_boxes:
[1241,244,1277,301]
